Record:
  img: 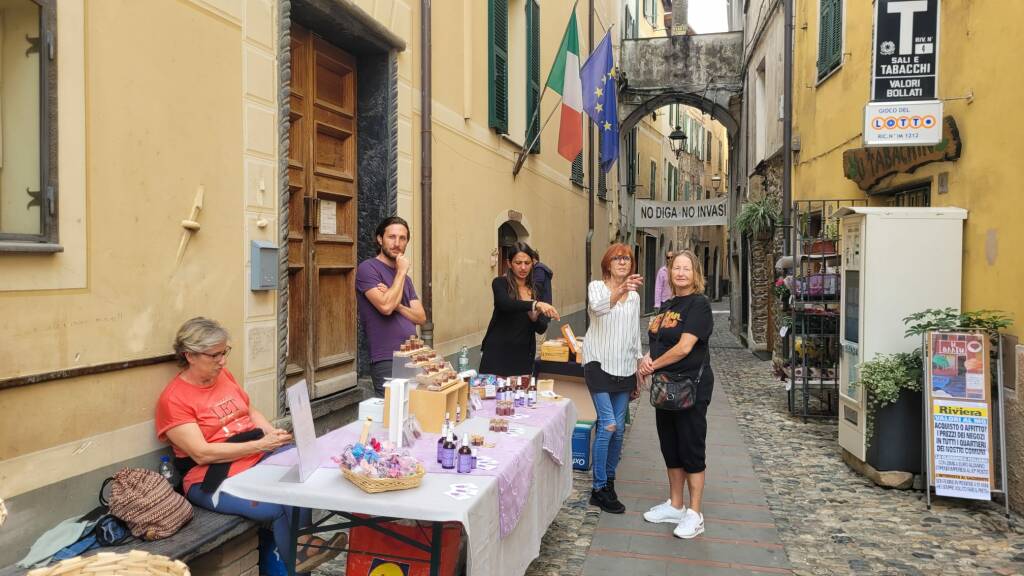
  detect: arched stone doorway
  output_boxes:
[497,219,529,276]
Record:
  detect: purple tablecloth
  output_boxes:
[260,403,571,538]
[477,398,569,466]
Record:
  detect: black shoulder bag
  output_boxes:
[649,302,709,412]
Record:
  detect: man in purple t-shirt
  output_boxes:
[356,216,426,396]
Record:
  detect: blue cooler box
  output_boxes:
[572,420,595,471]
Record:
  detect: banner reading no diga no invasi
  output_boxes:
[635,197,729,228]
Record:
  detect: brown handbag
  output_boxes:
[103,468,193,540]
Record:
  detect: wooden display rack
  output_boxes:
[385,380,470,434]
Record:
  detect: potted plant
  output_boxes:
[859,350,924,473]
[804,218,839,256]
[735,195,780,241]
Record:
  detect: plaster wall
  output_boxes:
[792,0,1024,510]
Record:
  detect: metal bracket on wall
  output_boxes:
[175,186,205,266]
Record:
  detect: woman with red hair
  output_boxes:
[582,243,644,513]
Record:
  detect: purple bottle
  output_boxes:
[457,434,473,473]
[441,428,457,470]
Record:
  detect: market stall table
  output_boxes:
[534,358,594,421]
[219,398,576,576]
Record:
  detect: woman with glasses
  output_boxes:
[583,244,644,514]
[156,317,344,575]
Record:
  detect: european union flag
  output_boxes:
[580,31,619,173]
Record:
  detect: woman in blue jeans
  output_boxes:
[581,243,644,513]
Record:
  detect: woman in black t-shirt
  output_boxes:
[637,250,714,540]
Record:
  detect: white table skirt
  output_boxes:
[220,401,576,576]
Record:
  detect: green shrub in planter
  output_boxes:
[858,351,923,449]
[735,195,780,240]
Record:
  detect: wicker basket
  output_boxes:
[342,464,425,494]
[0,497,7,527]
[27,550,190,576]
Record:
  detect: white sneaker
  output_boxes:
[673,509,705,539]
[642,500,686,524]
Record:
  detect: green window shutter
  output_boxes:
[828,0,843,71]
[598,165,607,199]
[526,0,541,153]
[489,0,509,134]
[571,152,584,186]
[817,0,842,79]
[684,180,690,201]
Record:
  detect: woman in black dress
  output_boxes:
[638,250,714,540]
[479,243,560,376]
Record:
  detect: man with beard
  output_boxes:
[356,216,426,396]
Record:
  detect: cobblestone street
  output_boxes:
[526,309,1024,576]
[321,310,1024,576]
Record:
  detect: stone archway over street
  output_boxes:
[616,31,743,245]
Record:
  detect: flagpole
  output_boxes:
[511,0,581,177]
[513,99,561,176]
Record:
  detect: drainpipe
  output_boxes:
[585,0,594,330]
[782,0,793,256]
[420,0,434,346]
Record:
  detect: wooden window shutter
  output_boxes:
[489,0,509,134]
[571,152,584,186]
[526,0,541,153]
[828,0,843,72]
[817,0,842,78]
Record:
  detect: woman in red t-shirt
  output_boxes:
[156,317,343,575]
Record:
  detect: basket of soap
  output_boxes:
[337,421,424,494]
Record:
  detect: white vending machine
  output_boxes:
[836,207,967,462]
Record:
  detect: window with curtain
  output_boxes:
[0,0,58,246]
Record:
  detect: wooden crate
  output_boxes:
[385,380,469,434]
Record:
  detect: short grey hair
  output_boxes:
[174,317,230,367]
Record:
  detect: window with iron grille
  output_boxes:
[0,0,59,247]
[817,0,843,80]
[488,0,509,134]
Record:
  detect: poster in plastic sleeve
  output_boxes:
[932,399,991,500]
[929,332,987,402]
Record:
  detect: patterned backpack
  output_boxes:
[102,468,193,540]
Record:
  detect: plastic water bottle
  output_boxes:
[159,456,174,485]
[458,346,470,373]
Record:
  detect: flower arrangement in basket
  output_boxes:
[336,419,424,494]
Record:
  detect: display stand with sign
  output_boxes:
[923,330,1011,522]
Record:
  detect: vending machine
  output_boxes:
[835,207,967,462]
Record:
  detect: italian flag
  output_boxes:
[546,14,584,162]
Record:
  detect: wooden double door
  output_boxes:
[287,25,358,398]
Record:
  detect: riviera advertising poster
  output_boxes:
[927,332,993,501]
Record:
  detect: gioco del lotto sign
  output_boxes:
[927,332,993,501]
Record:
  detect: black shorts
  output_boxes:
[655,371,714,473]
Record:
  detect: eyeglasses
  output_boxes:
[611,256,632,262]
[197,347,231,361]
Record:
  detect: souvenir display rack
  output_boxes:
[787,199,867,420]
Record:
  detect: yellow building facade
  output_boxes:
[793,0,1024,509]
[0,0,618,562]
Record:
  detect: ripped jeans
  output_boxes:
[589,390,630,490]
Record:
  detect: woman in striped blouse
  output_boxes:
[582,243,644,514]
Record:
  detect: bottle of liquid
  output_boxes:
[441,428,457,470]
[457,434,473,473]
[458,346,470,373]
[470,446,478,469]
[158,456,174,485]
[455,404,462,424]
[528,378,537,407]
[437,422,448,464]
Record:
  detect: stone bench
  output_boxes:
[0,507,257,576]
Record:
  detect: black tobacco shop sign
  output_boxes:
[872,0,940,101]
